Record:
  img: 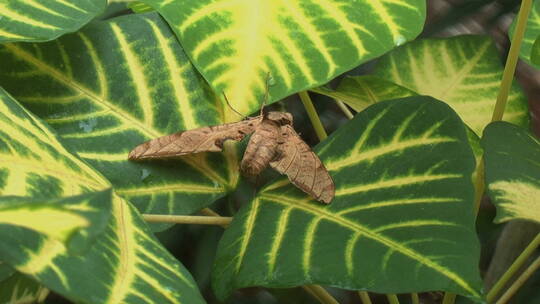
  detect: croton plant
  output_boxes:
[0,0,539,303]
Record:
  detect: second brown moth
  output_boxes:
[128,111,335,203]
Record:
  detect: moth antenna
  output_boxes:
[222,92,246,119]
[260,72,272,117]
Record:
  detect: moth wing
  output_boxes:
[269,125,334,203]
[128,117,260,160]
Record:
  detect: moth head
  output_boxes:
[266,112,293,126]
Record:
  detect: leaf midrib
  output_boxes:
[259,193,479,297]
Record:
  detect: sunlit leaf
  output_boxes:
[373,35,529,135]
[509,0,540,69]
[482,122,540,224]
[0,13,236,229]
[213,96,482,301]
[311,75,416,112]
[0,88,205,303]
[0,273,48,304]
[0,0,106,43]
[140,0,426,119]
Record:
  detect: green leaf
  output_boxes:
[0,13,235,227]
[0,0,107,43]
[482,121,540,224]
[509,0,540,69]
[128,1,155,13]
[0,263,15,281]
[213,96,482,301]
[532,35,540,65]
[373,35,529,136]
[0,190,113,255]
[140,0,426,118]
[0,273,48,304]
[0,88,205,303]
[311,75,416,112]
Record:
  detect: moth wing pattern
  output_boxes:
[269,125,335,203]
[128,116,261,160]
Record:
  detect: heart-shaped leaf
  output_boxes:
[482,122,540,224]
[140,0,426,117]
[373,35,529,135]
[213,96,482,301]
[0,13,235,228]
[509,0,540,69]
[0,0,106,43]
[0,88,205,303]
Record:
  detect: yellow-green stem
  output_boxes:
[302,285,339,304]
[299,91,328,141]
[411,293,419,304]
[487,233,540,302]
[336,100,354,119]
[386,294,399,304]
[358,291,373,304]
[142,214,232,225]
[442,293,456,304]
[495,255,540,304]
[492,0,533,122]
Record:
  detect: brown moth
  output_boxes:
[128,112,334,204]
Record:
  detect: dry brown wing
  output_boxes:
[128,116,261,160]
[269,125,335,203]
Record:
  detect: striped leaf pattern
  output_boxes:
[0,273,48,304]
[311,75,416,112]
[0,0,106,43]
[0,13,236,225]
[141,0,426,118]
[213,96,482,300]
[482,122,540,224]
[373,35,529,135]
[510,0,540,68]
[0,190,113,255]
[0,88,205,303]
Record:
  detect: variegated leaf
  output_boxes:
[311,75,416,112]
[213,96,482,301]
[482,122,540,224]
[0,273,48,304]
[140,0,426,119]
[0,13,236,229]
[509,0,540,68]
[0,88,205,303]
[373,35,529,135]
[0,0,106,43]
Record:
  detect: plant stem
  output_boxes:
[200,207,220,217]
[473,160,486,214]
[487,233,540,302]
[336,100,354,119]
[442,293,456,304]
[299,91,328,141]
[142,214,232,225]
[386,294,399,304]
[358,291,373,304]
[492,0,533,122]
[496,255,540,304]
[411,293,419,304]
[302,285,339,304]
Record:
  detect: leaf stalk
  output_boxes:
[495,255,540,304]
[142,214,232,225]
[299,91,328,141]
[491,0,533,122]
[302,285,339,304]
[486,233,540,302]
